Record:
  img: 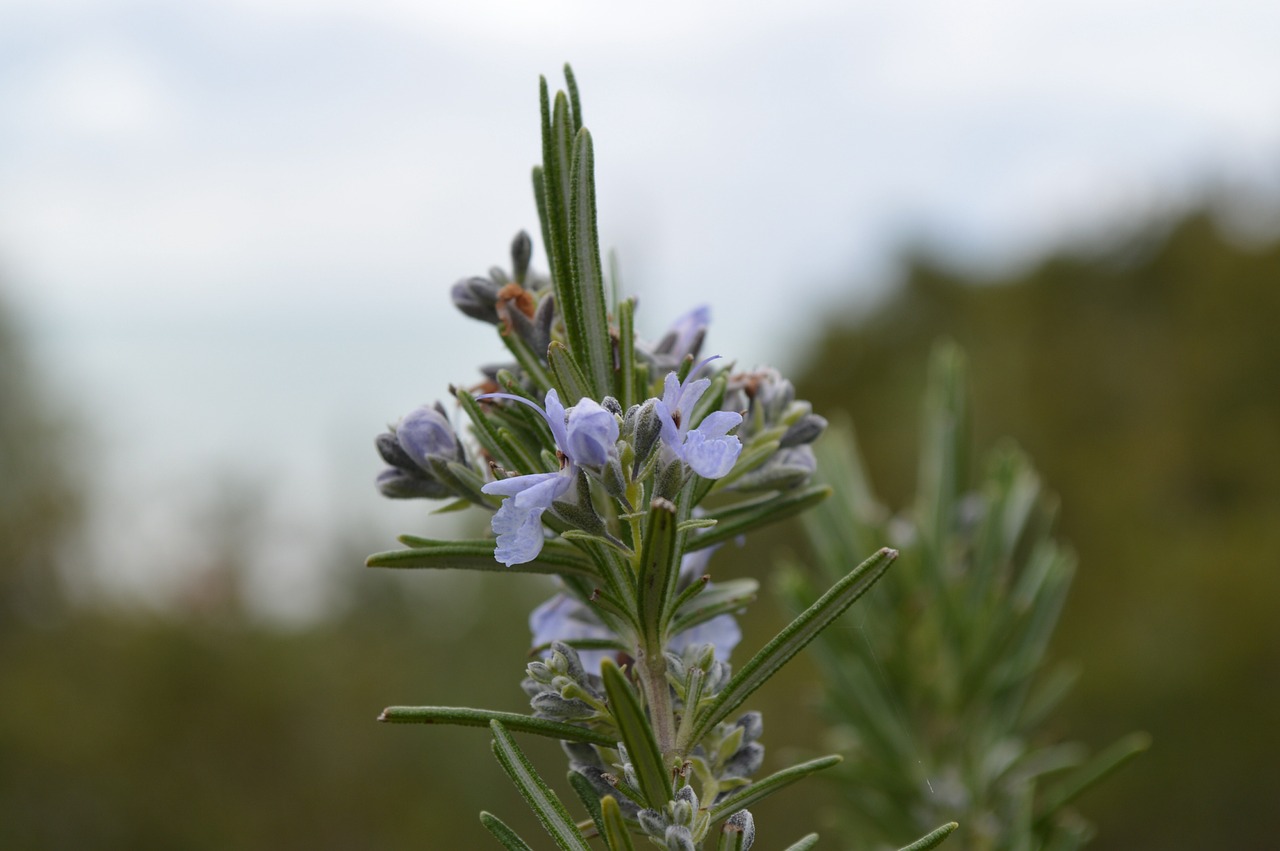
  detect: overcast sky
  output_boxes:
[2,0,1278,615]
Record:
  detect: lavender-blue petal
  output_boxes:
[543,388,570,450]
[682,427,742,479]
[564,398,618,468]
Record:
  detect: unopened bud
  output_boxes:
[723,810,755,850]
[779,413,828,447]
[511,230,533,283]
[451,275,501,324]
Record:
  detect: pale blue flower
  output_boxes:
[484,470,574,566]
[479,388,620,565]
[656,359,743,479]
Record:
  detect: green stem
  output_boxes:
[635,641,677,764]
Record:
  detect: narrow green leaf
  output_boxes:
[366,548,563,574]
[687,548,897,744]
[1036,732,1150,824]
[480,812,536,851]
[896,821,959,851]
[781,835,820,851]
[616,297,637,408]
[379,706,615,747]
[636,498,680,644]
[367,539,595,577]
[567,127,613,398]
[490,720,593,851]
[668,590,756,636]
[552,92,573,211]
[676,578,758,614]
[564,63,583,133]
[548,341,595,405]
[539,78,571,309]
[600,659,670,809]
[706,755,841,821]
[600,796,637,851]
[687,486,832,551]
[533,165,553,279]
[500,327,555,394]
[568,770,606,839]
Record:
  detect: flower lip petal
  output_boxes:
[487,471,574,565]
[682,427,742,479]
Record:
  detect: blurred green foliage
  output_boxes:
[796,208,1280,851]
[0,286,81,628]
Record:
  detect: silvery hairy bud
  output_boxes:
[723,741,764,778]
[654,456,687,501]
[672,784,699,826]
[664,825,695,851]
[529,691,594,721]
[638,808,666,838]
[723,810,755,850]
[602,454,628,503]
[735,711,764,743]
[631,399,664,475]
[451,275,502,324]
[780,412,828,447]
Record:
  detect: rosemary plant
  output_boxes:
[366,66,955,850]
[778,343,1149,851]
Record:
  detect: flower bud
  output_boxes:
[375,468,452,500]
[654,456,687,501]
[723,810,755,850]
[511,230,533,283]
[674,782,699,811]
[735,711,764,743]
[723,741,764,778]
[638,809,666,838]
[779,413,828,448]
[451,275,501,324]
[664,825,695,851]
[631,399,663,475]
[530,691,594,721]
